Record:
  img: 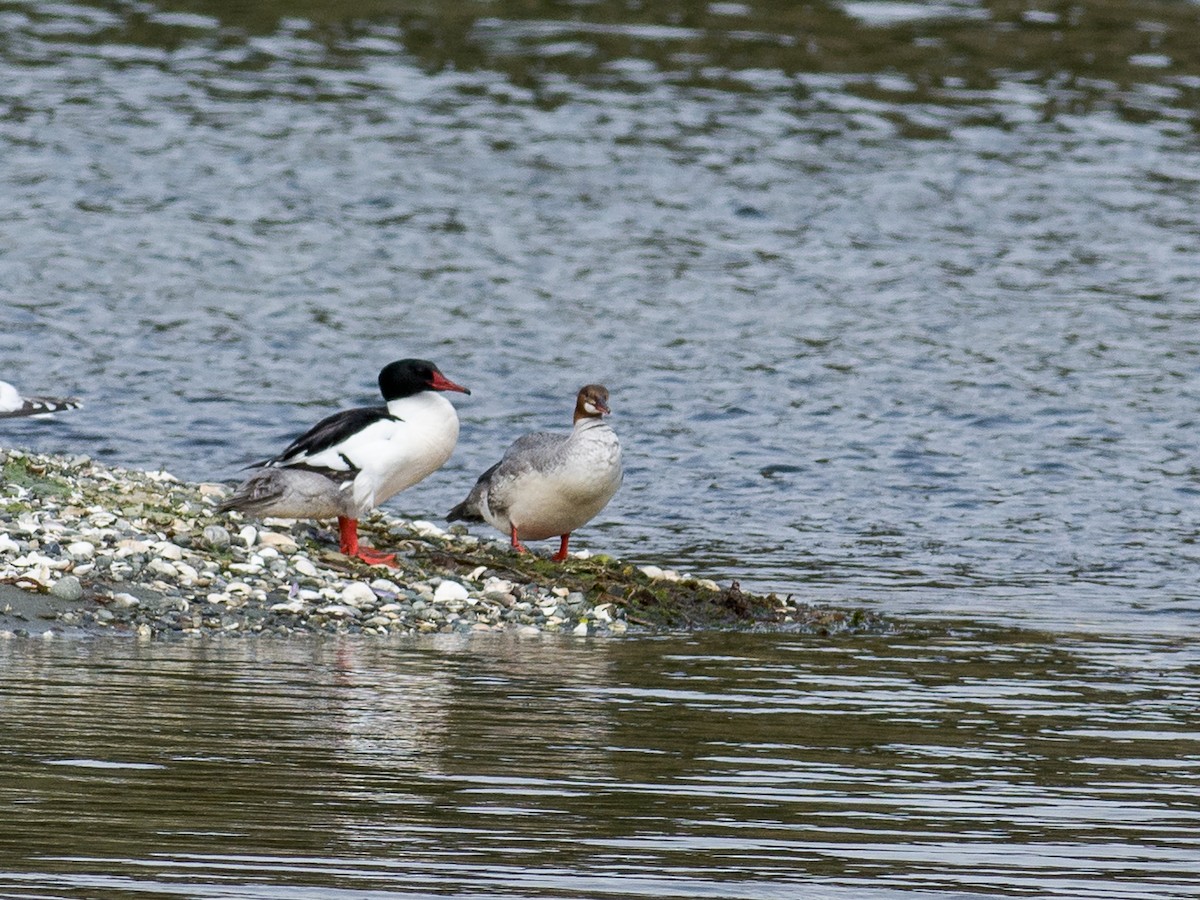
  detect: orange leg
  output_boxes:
[338,516,397,568]
[551,533,571,562]
[509,524,529,554]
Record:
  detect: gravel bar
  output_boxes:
[0,448,886,639]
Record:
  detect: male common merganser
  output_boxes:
[0,380,81,418]
[218,359,470,567]
[447,384,623,561]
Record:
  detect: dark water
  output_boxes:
[3,4,1200,896]
[3,630,1200,900]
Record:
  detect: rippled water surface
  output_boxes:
[2,631,1199,899]
[2,0,1200,632]
[2,5,1200,893]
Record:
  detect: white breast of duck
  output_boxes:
[483,414,623,542]
[290,391,461,516]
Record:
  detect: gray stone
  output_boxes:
[49,575,84,602]
[202,525,232,550]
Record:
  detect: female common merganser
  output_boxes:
[0,380,81,418]
[447,384,623,561]
[219,359,470,567]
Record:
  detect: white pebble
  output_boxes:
[66,540,96,559]
[467,565,488,581]
[146,558,178,579]
[433,580,469,602]
[639,565,665,580]
[482,577,514,596]
[410,520,445,538]
[153,541,184,561]
[21,564,54,586]
[110,593,140,609]
[238,525,257,548]
[340,582,377,608]
[573,622,589,636]
[270,599,306,614]
[317,604,361,619]
[257,531,298,552]
[293,557,319,577]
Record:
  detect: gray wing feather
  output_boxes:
[446,431,568,522]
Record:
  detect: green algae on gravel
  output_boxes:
[406,530,886,634]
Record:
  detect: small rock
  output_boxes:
[483,577,514,596]
[639,565,665,580]
[317,604,361,619]
[293,557,319,577]
[110,593,140,609]
[146,558,179,579]
[66,541,96,560]
[202,525,231,550]
[258,531,298,552]
[270,599,307,614]
[50,575,84,602]
[433,580,469,603]
[238,525,258,548]
[369,578,402,598]
[153,542,184,561]
[340,582,377,608]
[573,622,589,636]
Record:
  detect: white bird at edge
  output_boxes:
[0,380,81,419]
